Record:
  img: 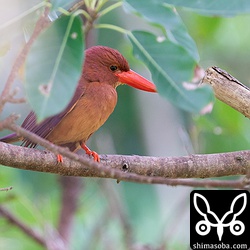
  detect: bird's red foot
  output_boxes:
[57,154,63,163]
[81,143,100,162]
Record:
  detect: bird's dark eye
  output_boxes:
[110,65,118,71]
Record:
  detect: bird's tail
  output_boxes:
[0,133,22,143]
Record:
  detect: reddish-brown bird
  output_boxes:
[0,46,156,162]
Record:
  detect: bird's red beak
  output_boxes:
[116,70,157,93]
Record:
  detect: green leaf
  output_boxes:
[124,0,199,62]
[129,31,214,113]
[164,0,250,16]
[25,14,84,121]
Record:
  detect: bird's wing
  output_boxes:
[22,84,85,148]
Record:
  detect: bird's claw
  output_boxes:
[57,154,63,163]
[81,143,100,162]
[89,150,100,162]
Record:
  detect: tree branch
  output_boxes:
[0,141,249,188]
[202,66,250,118]
[0,204,69,250]
[0,206,46,247]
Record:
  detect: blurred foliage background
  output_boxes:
[1,1,250,249]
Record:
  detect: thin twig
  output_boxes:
[0,206,46,246]
[0,6,51,113]
[0,205,67,250]
[0,186,13,192]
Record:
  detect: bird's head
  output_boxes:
[83,46,157,92]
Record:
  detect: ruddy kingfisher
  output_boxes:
[0,46,157,162]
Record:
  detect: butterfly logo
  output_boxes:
[193,193,246,241]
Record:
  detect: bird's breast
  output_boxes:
[47,82,117,145]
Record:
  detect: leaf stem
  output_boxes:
[57,7,71,16]
[40,14,77,120]
[73,9,92,20]
[48,16,76,82]
[55,6,92,21]
[95,0,108,12]
[85,0,98,9]
[95,23,129,35]
[98,1,123,17]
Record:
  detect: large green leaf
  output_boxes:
[25,14,84,121]
[129,31,213,113]
[124,0,199,62]
[164,0,250,15]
